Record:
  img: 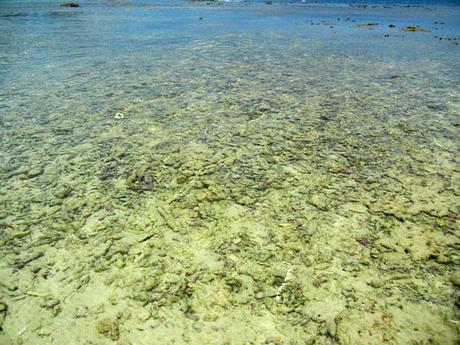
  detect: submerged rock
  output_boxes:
[37,328,51,337]
[355,23,379,28]
[0,302,7,330]
[402,26,424,32]
[96,319,119,341]
[60,2,79,7]
[450,275,460,287]
[26,167,44,179]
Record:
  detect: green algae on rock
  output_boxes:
[96,319,120,341]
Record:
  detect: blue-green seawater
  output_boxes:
[0,1,459,344]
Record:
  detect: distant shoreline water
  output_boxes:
[216,0,460,4]
[133,0,460,6]
[106,0,460,7]
[209,0,460,8]
[2,0,459,8]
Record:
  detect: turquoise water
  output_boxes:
[0,1,459,344]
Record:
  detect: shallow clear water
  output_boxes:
[0,1,459,344]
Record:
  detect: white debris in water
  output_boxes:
[275,265,294,302]
[17,326,27,336]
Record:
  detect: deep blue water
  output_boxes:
[262,0,460,4]
[122,0,460,5]
[2,0,459,5]
[235,0,460,4]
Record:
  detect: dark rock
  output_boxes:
[0,302,7,331]
[355,23,379,28]
[60,2,80,7]
[402,26,424,32]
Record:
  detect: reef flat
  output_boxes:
[0,1,459,344]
